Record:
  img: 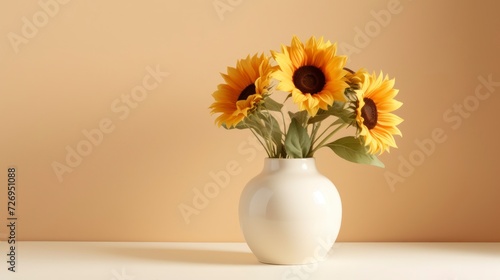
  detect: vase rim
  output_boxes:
[264,158,315,161]
[263,158,317,170]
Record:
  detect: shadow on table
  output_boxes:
[334,242,500,258]
[96,246,261,266]
[410,242,500,256]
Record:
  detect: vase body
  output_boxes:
[239,158,342,264]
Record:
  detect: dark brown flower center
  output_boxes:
[238,84,256,101]
[293,66,326,94]
[361,98,378,129]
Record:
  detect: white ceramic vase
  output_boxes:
[239,158,342,265]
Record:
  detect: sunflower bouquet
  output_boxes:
[209,35,403,166]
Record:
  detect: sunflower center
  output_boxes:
[361,98,378,129]
[238,84,256,101]
[293,66,326,94]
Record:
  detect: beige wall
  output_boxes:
[0,0,499,242]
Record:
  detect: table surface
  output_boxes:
[0,242,499,280]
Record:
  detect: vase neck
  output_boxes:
[263,158,317,173]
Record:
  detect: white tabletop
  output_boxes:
[0,242,499,280]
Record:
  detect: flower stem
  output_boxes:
[310,122,321,145]
[310,123,348,155]
[249,127,271,157]
[280,110,287,137]
[311,122,335,146]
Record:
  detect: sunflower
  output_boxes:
[345,68,368,90]
[210,54,275,128]
[271,35,349,116]
[355,72,403,154]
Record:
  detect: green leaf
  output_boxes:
[331,117,347,127]
[262,97,283,112]
[307,112,330,124]
[222,121,247,130]
[285,118,311,158]
[326,136,385,167]
[246,113,267,137]
[327,100,346,115]
[328,101,354,124]
[308,101,353,125]
[288,110,309,126]
[258,111,284,156]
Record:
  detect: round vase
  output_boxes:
[239,158,342,265]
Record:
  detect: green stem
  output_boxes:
[280,110,287,137]
[310,123,348,155]
[249,127,271,157]
[310,122,321,144]
[264,111,284,158]
[311,122,336,146]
